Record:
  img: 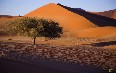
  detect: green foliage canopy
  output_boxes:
[7,17,63,44]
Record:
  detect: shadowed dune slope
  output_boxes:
[95,9,116,19]
[25,3,96,32]
[77,27,116,38]
[57,4,116,27]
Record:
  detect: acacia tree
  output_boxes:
[7,17,62,44]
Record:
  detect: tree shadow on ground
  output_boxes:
[90,41,116,47]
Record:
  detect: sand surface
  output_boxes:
[77,27,116,38]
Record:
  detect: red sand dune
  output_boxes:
[25,3,96,32]
[25,3,116,38]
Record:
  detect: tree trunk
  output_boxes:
[44,37,48,41]
[33,37,36,44]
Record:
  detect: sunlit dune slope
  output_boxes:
[77,27,116,38]
[25,3,96,32]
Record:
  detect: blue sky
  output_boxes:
[0,0,116,16]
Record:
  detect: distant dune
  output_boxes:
[0,15,12,18]
[0,16,22,29]
[0,15,22,18]
[94,9,116,19]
